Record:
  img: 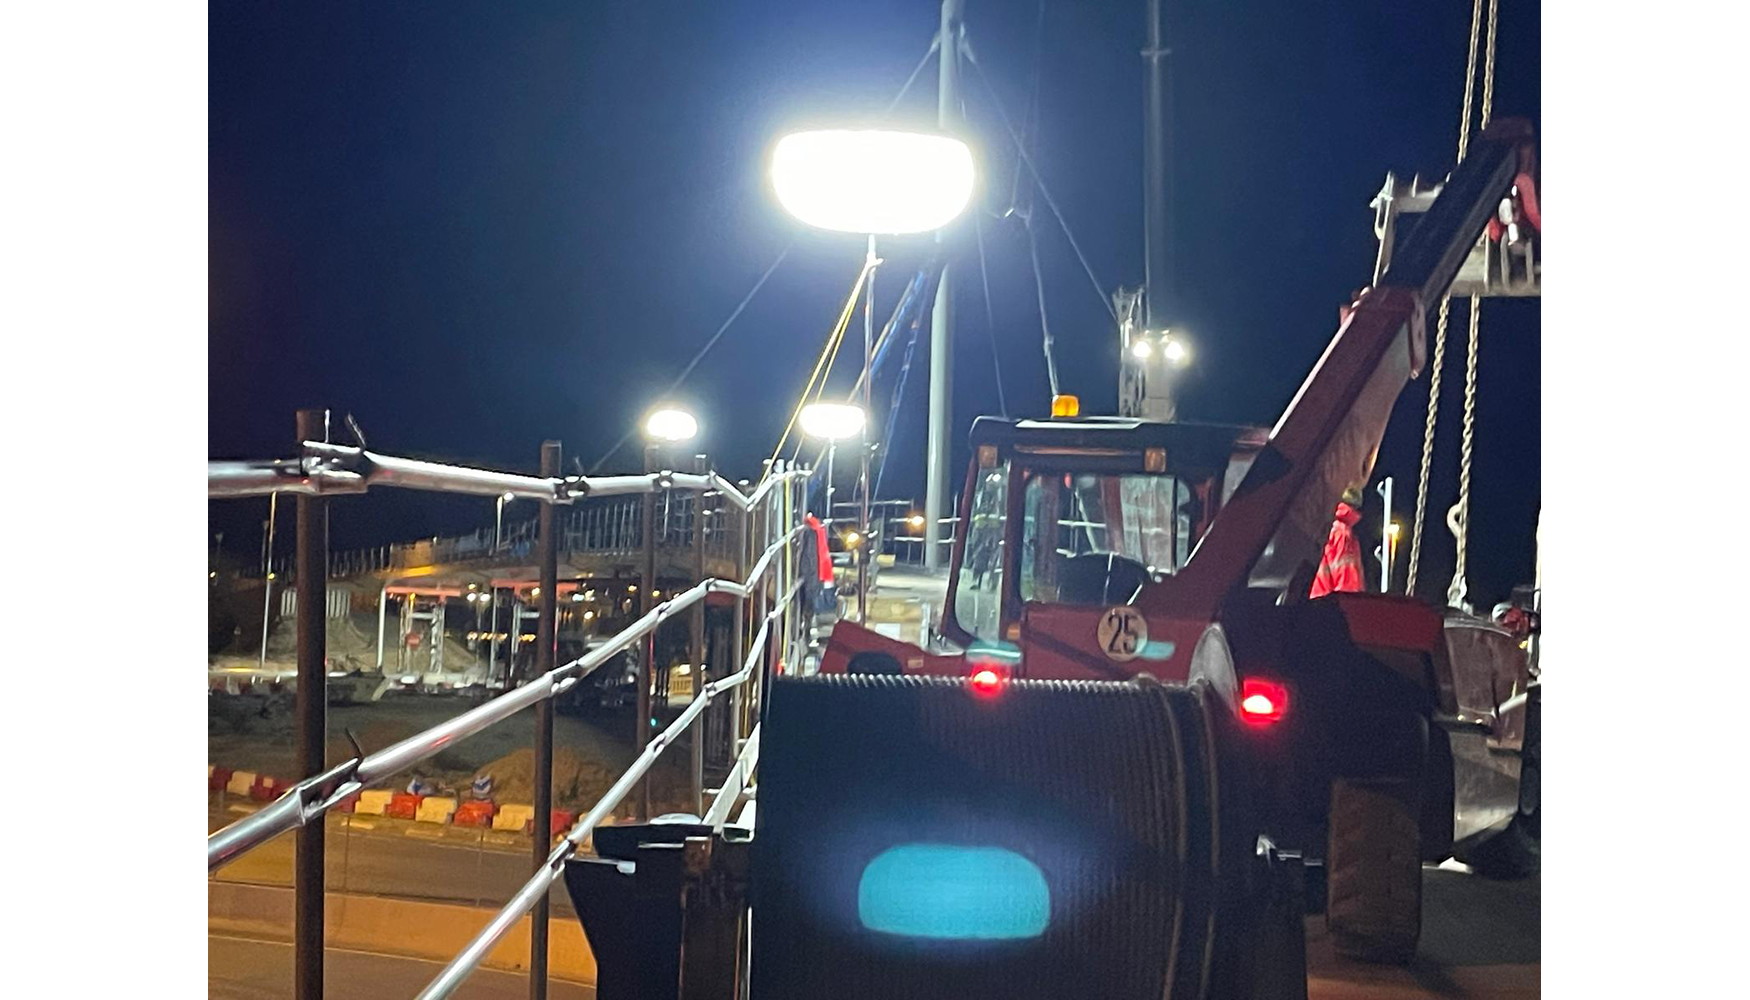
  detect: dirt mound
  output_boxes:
[473,746,695,814]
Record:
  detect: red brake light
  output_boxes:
[968,666,1007,697]
[1238,678,1288,725]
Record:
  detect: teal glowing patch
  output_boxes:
[1138,640,1176,661]
[857,843,1050,940]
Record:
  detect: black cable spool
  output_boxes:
[752,673,1276,1000]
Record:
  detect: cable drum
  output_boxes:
[752,674,1266,1000]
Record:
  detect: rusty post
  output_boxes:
[530,440,561,1000]
[293,408,329,1000]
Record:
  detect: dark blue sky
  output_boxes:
[209,0,1540,605]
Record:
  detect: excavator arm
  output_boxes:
[1140,119,1534,618]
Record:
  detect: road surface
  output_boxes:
[209,933,592,1000]
[211,807,574,916]
[210,858,1533,999]
[1307,865,1539,998]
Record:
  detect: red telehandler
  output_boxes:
[563,122,1540,1000]
[805,118,1540,966]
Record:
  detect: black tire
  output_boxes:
[1326,779,1422,964]
[1456,686,1540,878]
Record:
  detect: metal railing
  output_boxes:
[312,478,752,581]
[207,523,806,871]
[416,581,798,1000]
[208,411,814,1000]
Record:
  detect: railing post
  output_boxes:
[689,457,707,816]
[637,444,658,821]
[730,497,750,750]
[293,409,328,1000]
[530,440,561,1000]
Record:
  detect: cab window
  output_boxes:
[1019,471,1199,606]
[953,462,1010,641]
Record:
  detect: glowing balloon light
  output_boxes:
[798,402,867,441]
[771,129,976,235]
[644,407,698,443]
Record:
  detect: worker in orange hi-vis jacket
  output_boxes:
[801,513,837,614]
[1310,485,1366,599]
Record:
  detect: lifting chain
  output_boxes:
[1446,0,1498,610]
[1405,0,1497,600]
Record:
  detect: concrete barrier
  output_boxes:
[226,770,256,797]
[416,796,458,824]
[209,881,596,984]
[355,789,393,816]
[493,803,534,833]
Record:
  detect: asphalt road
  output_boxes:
[212,788,1536,1000]
[211,808,574,917]
[208,933,593,1000]
[1306,865,1540,999]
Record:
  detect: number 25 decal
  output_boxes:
[1096,606,1148,662]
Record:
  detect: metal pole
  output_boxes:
[925,0,962,572]
[376,583,388,673]
[859,236,876,621]
[260,491,279,672]
[293,408,329,1000]
[730,504,749,747]
[1375,476,1395,593]
[824,441,835,525]
[690,455,707,817]
[637,443,658,821]
[530,440,561,1000]
[487,585,500,689]
[1143,0,1173,332]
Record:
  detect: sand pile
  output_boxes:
[474,746,697,814]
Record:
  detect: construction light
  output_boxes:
[1387,521,1402,538]
[1050,394,1080,418]
[1162,338,1188,365]
[907,514,926,530]
[771,129,976,234]
[799,401,867,441]
[1238,677,1289,725]
[843,530,863,549]
[644,406,699,443]
[1130,339,1153,360]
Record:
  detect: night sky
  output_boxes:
[209,0,1540,607]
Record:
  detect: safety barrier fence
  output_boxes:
[208,410,813,1000]
[316,489,745,580]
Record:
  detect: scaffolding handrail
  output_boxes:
[416,582,801,1000]
[704,722,760,829]
[209,441,808,509]
[206,521,808,872]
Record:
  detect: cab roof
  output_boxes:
[969,415,1268,475]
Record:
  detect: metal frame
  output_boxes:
[208,413,812,1000]
[415,581,801,1000]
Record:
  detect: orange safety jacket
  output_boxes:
[1310,501,1365,598]
[805,515,833,585]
